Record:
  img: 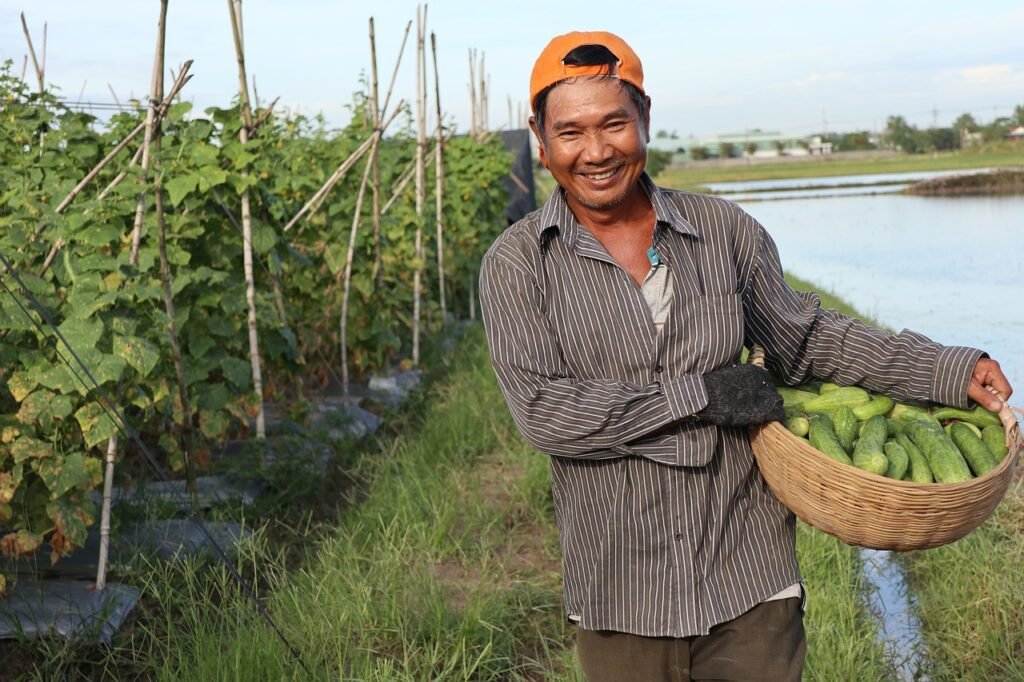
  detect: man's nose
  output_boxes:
[580,132,613,164]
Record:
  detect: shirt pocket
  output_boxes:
[678,292,745,373]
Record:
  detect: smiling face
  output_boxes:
[531,77,651,219]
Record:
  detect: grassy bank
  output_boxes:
[903,480,1024,681]
[657,145,1024,191]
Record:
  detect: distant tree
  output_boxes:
[1014,105,1024,126]
[925,127,958,151]
[836,131,874,151]
[982,116,1012,142]
[952,113,977,135]
[884,115,922,153]
[744,142,758,157]
[719,142,736,158]
[645,148,673,178]
[773,140,786,156]
[690,145,709,161]
[656,129,670,139]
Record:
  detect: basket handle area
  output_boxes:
[748,345,766,369]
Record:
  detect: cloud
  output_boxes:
[943,64,1024,94]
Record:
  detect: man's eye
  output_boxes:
[559,130,580,139]
[607,121,627,130]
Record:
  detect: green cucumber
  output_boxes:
[890,402,942,427]
[896,432,933,484]
[906,421,972,483]
[784,415,810,438]
[949,422,997,477]
[982,424,1009,460]
[883,441,910,480]
[801,387,871,413]
[831,406,858,454]
[777,387,820,408]
[852,395,895,421]
[808,414,853,465]
[931,405,1002,429]
[852,415,889,476]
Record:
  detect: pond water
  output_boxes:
[735,191,1024,393]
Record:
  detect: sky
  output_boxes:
[2,0,1023,140]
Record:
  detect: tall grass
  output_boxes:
[903,485,1024,681]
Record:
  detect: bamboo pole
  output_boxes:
[381,137,441,215]
[412,5,428,366]
[155,171,198,508]
[19,13,44,93]
[431,32,446,321]
[379,20,412,127]
[128,0,169,264]
[95,68,194,204]
[227,0,266,440]
[283,105,402,232]
[468,49,478,137]
[339,150,375,396]
[95,434,117,591]
[368,18,383,289]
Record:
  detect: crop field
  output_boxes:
[2,8,1023,678]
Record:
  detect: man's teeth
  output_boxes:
[585,169,617,180]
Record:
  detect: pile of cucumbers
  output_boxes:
[778,384,1009,484]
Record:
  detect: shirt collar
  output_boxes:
[536,173,699,251]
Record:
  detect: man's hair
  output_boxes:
[532,44,648,140]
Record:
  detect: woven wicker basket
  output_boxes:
[748,349,1023,551]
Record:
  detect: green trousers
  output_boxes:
[576,597,805,682]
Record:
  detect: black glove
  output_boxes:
[697,364,784,426]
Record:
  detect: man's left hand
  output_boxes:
[968,358,1013,412]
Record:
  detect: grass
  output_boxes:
[902,482,1024,681]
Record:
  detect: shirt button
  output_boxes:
[674,532,684,541]
[654,365,663,374]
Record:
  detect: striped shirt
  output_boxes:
[479,174,982,637]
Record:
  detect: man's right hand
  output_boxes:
[698,365,784,426]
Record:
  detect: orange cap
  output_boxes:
[529,31,644,112]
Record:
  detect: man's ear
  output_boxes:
[529,116,549,169]
[643,96,652,143]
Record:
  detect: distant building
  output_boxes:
[1007,126,1024,141]
[669,130,817,160]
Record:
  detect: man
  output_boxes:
[479,31,1012,681]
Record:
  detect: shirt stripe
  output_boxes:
[479,174,983,637]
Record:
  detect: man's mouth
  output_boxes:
[577,166,620,181]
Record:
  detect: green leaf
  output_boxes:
[113,334,161,377]
[11,436,53,464]
[16,389,74,426]
[197,165,228,191]
[46,492,96,548]
[220,357,251,390]
[36,363,84,395]
[188,327,216,358]
[57,316,104,351]
[34,453,100,499]
[199,409,230,439]
[7,372,39,402]
[74,402,118,449]
[197,382,230,412]
[0,463,24,504]
[251,223,277,254]
[75,223,121,247]
[206,316,235,337]
[165,173,200,206]
[324,243,346,274]
[189,142,220,167]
